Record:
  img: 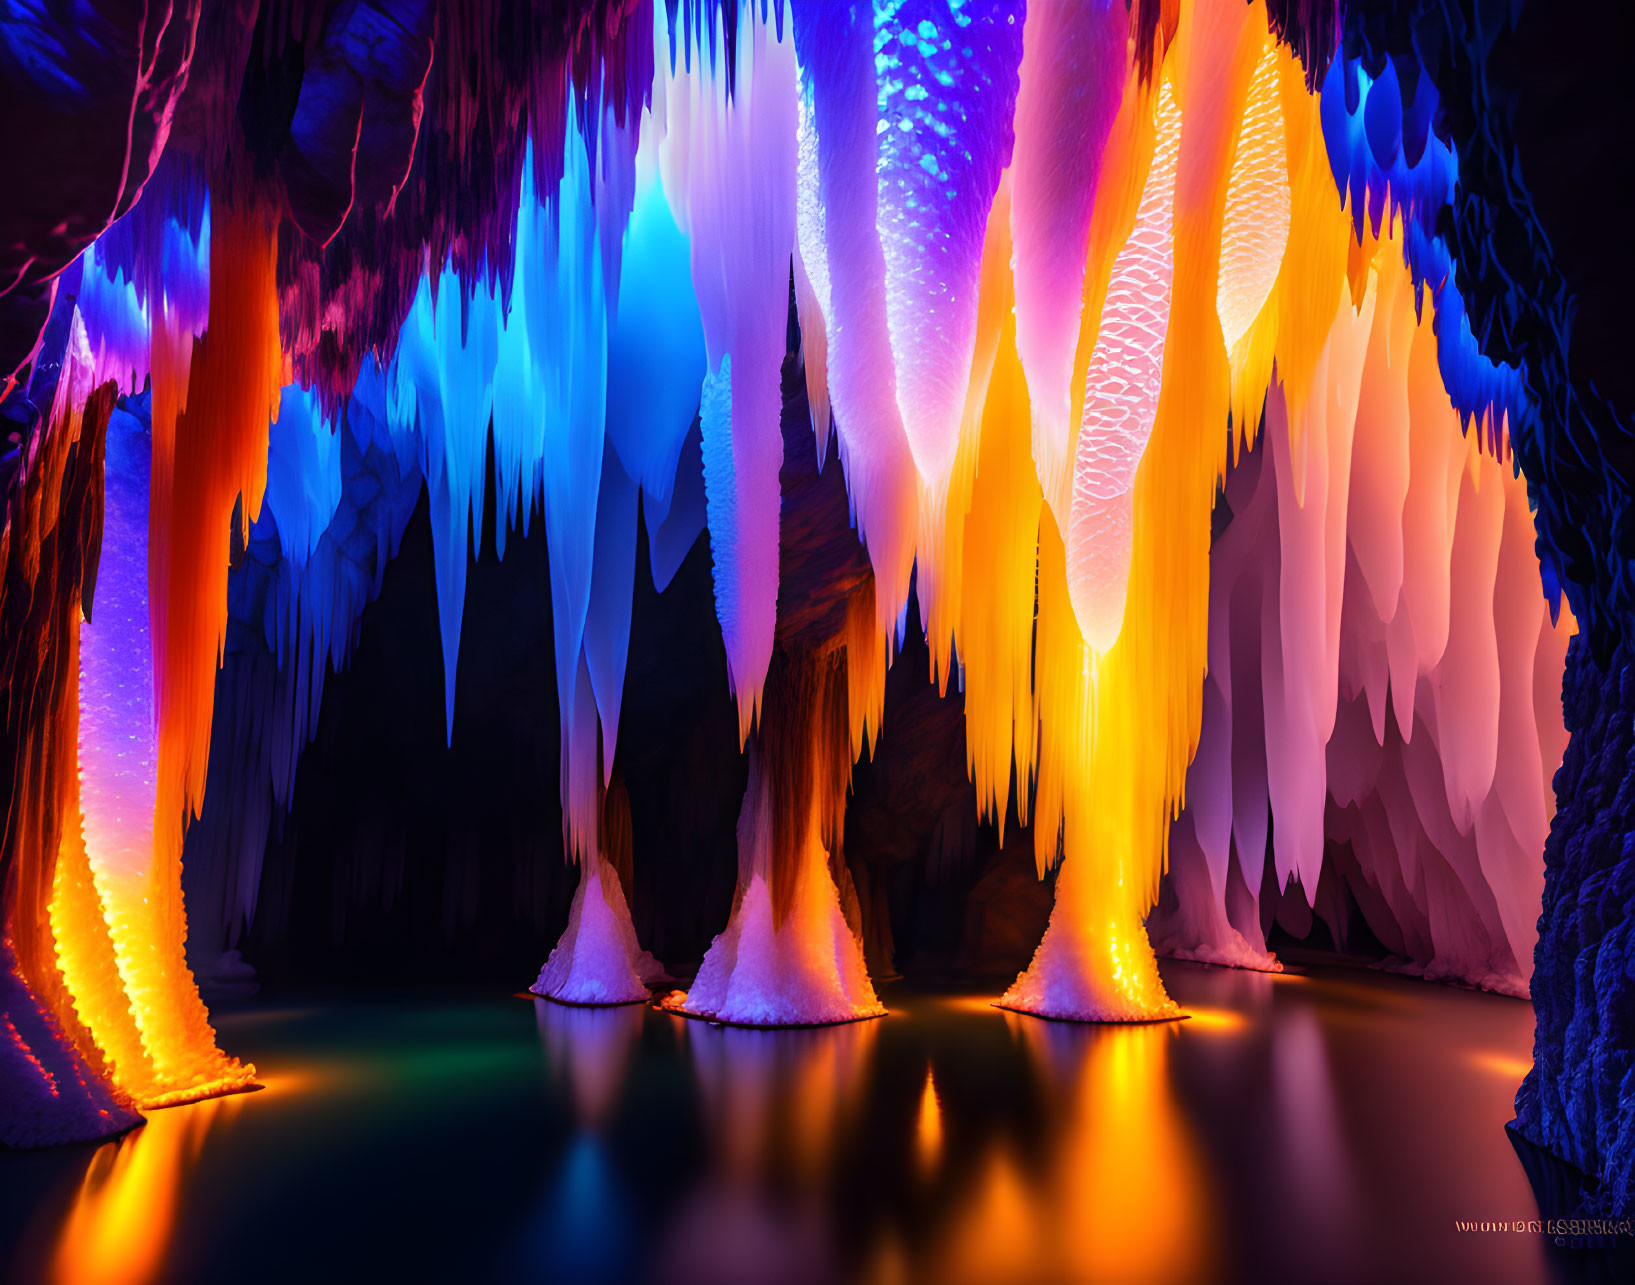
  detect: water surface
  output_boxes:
[1,962,1555,1284]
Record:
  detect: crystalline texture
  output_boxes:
[873,0,1025,490]
[1066,79,1183,655]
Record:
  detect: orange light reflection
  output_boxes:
[917,1069,943,1173]
[53,1095,235,1285]
[1182,1007,1248,1034]
[1468,1051,1532,1080]
[919,1019,1219,1285]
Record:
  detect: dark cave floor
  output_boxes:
[0,961,1614,1285]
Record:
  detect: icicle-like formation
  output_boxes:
[790,0,918,639]
[1065,78,1183,656]
[518,123,610,849]
[1318,52,1525,462]
[1151,237,1574,994]
[607,127,708,530]
[953,185,1040,833]
[389,262,498,743]
[792,80,833,464]
[663,0,795,742]
[182,361,425,986]
[74,156,213,398]
[873,0,1025,491]
[1216,34,1290,355]
[1010,0,1127,522]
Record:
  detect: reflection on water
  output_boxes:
[2,968,1560,1285]
[913,1019,1217,1285]
[682,1018,878,1179]
[1269,1004,1360,1262]
[528,1001,647,1285]
[655,1018,878,1285]
[916,1070,941,1173]
[534,998,646,1129]
[53,1095,238,1285]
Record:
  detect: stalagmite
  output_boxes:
[670,744,882,1026]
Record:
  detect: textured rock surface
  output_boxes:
[1514,636,1635,1214]
[0,354,139,1146]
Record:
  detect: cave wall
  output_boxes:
[1514,638,1635,1213]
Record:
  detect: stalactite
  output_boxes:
[1066,76,1183,656]
[1151,234,1574,995]
[789,0,919,640]
[1010,0,1127,525]
[873,0,1025,494]
[663,0,795,743]
[180,360,425,989]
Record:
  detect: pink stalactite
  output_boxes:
[1265,289,1371,890]
[1388,314,1465,737]
[1154,256,1573,997]
[1345,263,1415,621]
[1433,455,1505,832]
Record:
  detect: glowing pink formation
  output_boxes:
[1153,263,1573,994]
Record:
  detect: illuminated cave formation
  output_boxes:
[0,0,1628,1217]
